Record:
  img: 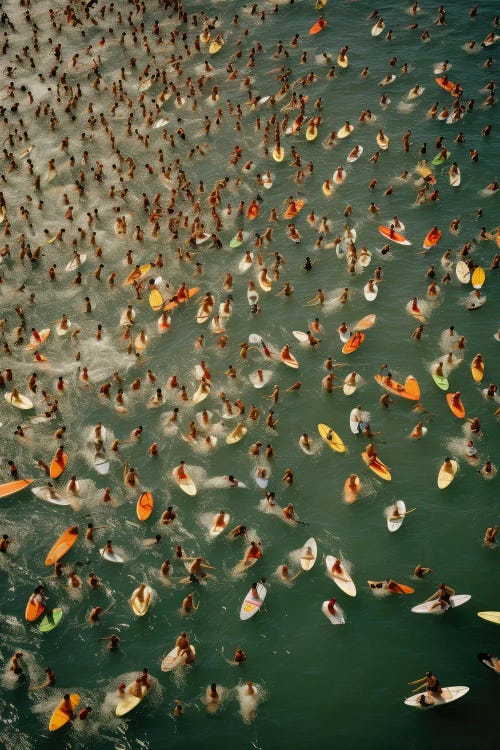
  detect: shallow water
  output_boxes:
[0,0,499,748]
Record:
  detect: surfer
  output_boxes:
[426,583,455,610]
[484,525,498,547]
[414,564,433,579]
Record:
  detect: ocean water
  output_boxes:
[0,0,499,748]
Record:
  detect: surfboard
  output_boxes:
[163,287,199,311]
[305,124,318,141]
[449,167,461,187]
[272,145,285,162]
[49,694,80,730]
[368,580,414,595]
[280,349,299,369]
[411,594,471,614]
[226,424,247,445]
[100,547,124,563]
[371,20,385,37]
[240,581,267,620]
[172,467,197,496]
[471,358,485,382]
[435,76,457,94]
[423,228,442,250]
[374,374,420,401]
[32,486,71,505]
[342,333,365,355]
[353,314,376,331]
[26,328,51,350]
[467,293,486,311]
[325,556,356,596]
[300,537,317,571]
[321,600,345,624]
[317,423,346,453]
[209,513,230,538]
[376,132,390,150]
[283,200,304,220]
[50,451,68,479]
[343,372,361,396]
[25,596,45,622]
[456,261,471,284]
[45,526,78,566]
[94,455,110,475]
[364,282,378,302]
[149,288,164,311]
[471,267,486,289]
[39,608,63,633]
[404,687,469,709]
[446,393,465,418]
[437,459,458,489]
[309,18,327,35]
[477,653,500,673]
[136,491,154,521]
[209,40,223,54]
[333,167,347,183]
[64,253,87,272]
[4,392,33,409]
[431,151,450,166]
[477,611,500,625]
[378,226,411,245]
[361,451,391,481]
[386,500,406,532]
[161,645,196,672]
[343,474,361,503]
[292,330,309,343]
[0,478,34,498]
[432,373,449,390]
[130,586,152,616]
[124,264,151,286]
[115,682,148,715]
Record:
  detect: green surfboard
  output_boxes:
[39,608,63,633]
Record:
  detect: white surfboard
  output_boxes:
[161,645,196,672]
[172,467,197,496]
[325,556,356,596]
[32,487,71,505]
[386,500,406,532]
[94,455,110,475]
[240,582,267,621]
[115,682,148,716]
[404,686,469,709]
[130,586,152,616]
[411,594,471,614]
[321,600,346,624]
[100,548,124,563]
[364,282,378,302]
[208,513,230,538]
[300,537,317,571]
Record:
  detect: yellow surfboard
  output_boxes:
[49,694,80,731]
[317,423,346,453]
[149,288,164,311]
[471,266,485,289]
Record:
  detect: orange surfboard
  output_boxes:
[374,374,420,401]
[45,526,78,566]
[50,452,68,479]
[342,332,365,354]
[163,287,199,312]
[446,392,465,418]
[137,491,154,521]
[435,77,458,96]
[378,226,411,246]
[423,228,442,250]
[309,18,328,35]
[0,478,34,498]
[283,199,305,220]
[25,596,45,622]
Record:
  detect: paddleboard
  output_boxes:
[4,392,33,409]
[411,594,471,614]
[240,581,267,620]
[0,478,34,498]
[45,526,78,566]
[404,687,469,709]
[39,608,63,633]
[325,556,356,596]
[49,694,80,730]
[136,491,154,521]
[437,459,458,489]
[318,423,346,453]
[321,600,345,624]
[300,537,317,571]
[130,585,152,616]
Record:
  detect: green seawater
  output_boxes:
[0,1,499,748]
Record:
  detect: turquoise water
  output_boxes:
[0,0,499,748]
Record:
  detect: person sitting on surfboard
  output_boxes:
[245,541,263,564]
[427,583,455,610]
